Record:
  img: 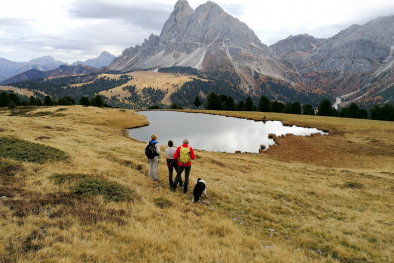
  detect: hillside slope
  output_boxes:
[0,106,393,262]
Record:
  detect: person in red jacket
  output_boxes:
[171,138,195,193]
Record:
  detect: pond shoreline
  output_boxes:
[128,109,329,154]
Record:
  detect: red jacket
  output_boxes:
[174,144,195,167]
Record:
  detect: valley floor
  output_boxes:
[0,106,393,262]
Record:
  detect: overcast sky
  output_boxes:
[1,0,394,63]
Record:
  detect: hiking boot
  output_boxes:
[154,178,160,182]
[179,183,184,187]
[183,187,187,194]
[171,186,176,192]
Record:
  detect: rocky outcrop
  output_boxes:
[270,34,325,58]
[270,16,394,106]
[279,16,394,75]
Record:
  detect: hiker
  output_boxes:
[165,140,184,188]
[145,134,160,182]
[171,139,195,193]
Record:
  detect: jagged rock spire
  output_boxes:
[159,0,194,42]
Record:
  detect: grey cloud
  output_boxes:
[218,3,246,17]
[0,18,35,27]
[1,19,155,63]
[69,0,172,31]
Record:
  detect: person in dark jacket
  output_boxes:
[165,140,184,188]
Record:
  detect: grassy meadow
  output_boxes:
[0,106,393,263]
[97,71,206,104]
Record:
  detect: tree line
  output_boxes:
[9,75,131,103]
[201,92,394,121]
[0,91,108,108]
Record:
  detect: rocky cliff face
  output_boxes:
[109,0,292,91]
[72,51,116,68]
[271,16,394,106]
[274,17,394,74]
[270,34,325,58]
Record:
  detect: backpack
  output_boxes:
[179,146,191,164]
[166,159,178,168]
[145,141,158,159]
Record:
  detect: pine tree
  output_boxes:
[302,104,315,115]
[317,99,334,116]
[29,96,36,106]
[193,96,201,108]
[291,102,301,114]
[237,101,245,111]
[206,92,222,110]
[79,96,90,107]
[244,96,254,111]
[258,96,271,112]
[44,96,54,106]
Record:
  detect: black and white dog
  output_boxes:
[192,178,208,203]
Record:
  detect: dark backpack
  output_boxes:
[166,159,178,168]
[145,141,158,159]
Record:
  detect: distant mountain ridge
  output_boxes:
[0,56,66,82]
[271,15,394,107]
[1,64,102,85]
[72,51,116,68]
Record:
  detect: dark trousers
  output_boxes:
[174,166,191,191]
[168,165,183,186]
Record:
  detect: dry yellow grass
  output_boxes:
[0,106,393,262]
[0,86,35,98]
[98,71,206,104]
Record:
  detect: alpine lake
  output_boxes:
[127,111,328,153]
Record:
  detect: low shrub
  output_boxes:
[2,192,128,226]
[0,137,68,163]
[345,181,364,189]
[71,179,133,202]
[50,173,92,185]
[154,198,173,209]
[8,107,36,116]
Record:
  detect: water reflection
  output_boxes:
[127,111,327,153]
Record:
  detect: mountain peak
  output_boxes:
[72,52,115,68]
[109,0,290,88]
[173,0,194,21]
[159,0,194,42]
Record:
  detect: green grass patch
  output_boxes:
[0,137,68,163]
[153,198,173,209]
[27,111,54,117]
[8,107,36,116]
[50,173,92,185]
[50,113,67,117]
[71,179,133,202]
